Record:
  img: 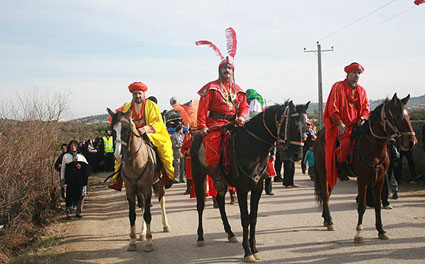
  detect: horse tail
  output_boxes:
[314,165,323,204]
[313,129,326,204]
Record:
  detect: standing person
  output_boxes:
[102,130,115,172]
[54,143,68,199]
[85,137,98,173]
[108,82,175,191]
[395,145,418,183]
[181,127,194,194]
[388,141,400,199]
[196,57,249,195]
[171,125,185,183]
[301,120,317,174]
[273,151,284,182]
[323,62,370,187]
[303,145,315,181]
[61,140,90,219]
[265,150,276,195]
[283,160,296,188]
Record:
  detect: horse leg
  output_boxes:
[140,207,146,241]
[355,184,367,244]
[237,190,255,262]
[249,183,263,260]
[143,194,154,252]
[195,173,207,247]
[373,179,389,240]
[159,195,171,232]
[127,197,137,251]
[322,177,335,231]
[216,191,237,242]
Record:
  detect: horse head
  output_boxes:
[277,101,310,162]
[387,93,417,150]
[107,107,133,162]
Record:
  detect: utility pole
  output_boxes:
[304,41,333,129]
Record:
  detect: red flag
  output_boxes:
[414,0,425,5]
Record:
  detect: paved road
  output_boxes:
[60,165,425,263]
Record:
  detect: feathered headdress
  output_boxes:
[195,27,237,68]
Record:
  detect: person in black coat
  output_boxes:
[60,140,90,219]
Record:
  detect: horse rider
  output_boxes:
[197,56,249,195]
[108,82,175,191]
[323,62,370,186]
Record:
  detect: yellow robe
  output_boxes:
[113,100,174,179]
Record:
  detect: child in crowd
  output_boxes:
[303,145,315,181]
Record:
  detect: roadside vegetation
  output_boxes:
[0,89,107,263]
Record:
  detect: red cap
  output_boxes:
[344,63,364,74]
[219,56,234,69]
[128,82,148,93]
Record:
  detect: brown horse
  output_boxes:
[107,108,170,252]
[314,93,417,243]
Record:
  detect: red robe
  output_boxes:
[197,79,249,165]
[323,79,369,189]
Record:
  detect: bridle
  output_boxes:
[114,117,145,162]
[369,102,415,141]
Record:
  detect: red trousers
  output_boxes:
[203,130,221,165]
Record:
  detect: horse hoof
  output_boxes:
[228,236,238,243]
[244,255,256,262]
[163,225,171,232]
[327,225,335,231]
[144,244,154,252]
[197,241,205,247]
[253,252,261,260]
[127,243,137,251]
[378,232,389,240]
[354,236,364,244]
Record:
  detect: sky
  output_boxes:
[1,0,424,119]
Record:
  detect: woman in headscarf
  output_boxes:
[61,140,90,219]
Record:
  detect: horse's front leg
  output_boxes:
[194,173,207,246]
[373,178,389,240]
[143,194,154,252]
[249,182,263,261]
[237,190,255,262]
[355,184,367,244]
[127,197,137,251]
[216,190,238,243]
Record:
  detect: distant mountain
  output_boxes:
[306,94,425,114]
[74,94,425,124]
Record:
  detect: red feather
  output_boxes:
[195,40,224,60]
[414,0,425,5]
[225,27,237,58]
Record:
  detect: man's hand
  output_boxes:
[337,122,347,135]
[137,127,146,136]
[357,117,366,126]
[199,127,208,136]
[235,116,246,125]
[76,163,81,169]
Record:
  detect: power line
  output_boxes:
[334,6,415,46]
[320,0,398,42]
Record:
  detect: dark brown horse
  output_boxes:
[191,101,310,262]
[107,108,170,252]
[314,93,417,243]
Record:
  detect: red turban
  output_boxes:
[128,82,148,93]
[344,63,364,74]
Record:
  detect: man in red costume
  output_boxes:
[323,62,369,189]
[197,56,249,195]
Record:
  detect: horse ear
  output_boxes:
[107,108,115,116]
[391,93,398,104]
[400,94,410,105]
[304,101,311,112]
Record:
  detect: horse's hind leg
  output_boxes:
[373,179,389,240]
[249,183,263,260]
[322,178,335,231]
[159,195,171,232]
[355,184,367,244]
[127,198,137,251]
[194,172,207,246]
[216,191,237,242]
[143,194,154,252]
[237,190,255,262]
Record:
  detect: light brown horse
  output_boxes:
[107,108,170,252]
[314,93,417,243]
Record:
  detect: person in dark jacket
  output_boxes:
[60,140,90,219]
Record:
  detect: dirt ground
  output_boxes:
[42,165,425,264]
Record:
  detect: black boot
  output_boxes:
[337,162,350,181]
[184,179,192,195]
[208,165,227,196]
